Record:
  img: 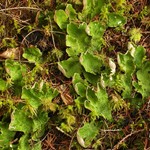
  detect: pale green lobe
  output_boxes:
[87,21,105,38]
[18,134,30,150]
[23,47,42,64]
[75,97,86,114]
[58,57,82,78]
[54,10,68,29]
[128,42,136,57]
[72,73,85,86]
[32,111,48,132]
[18,135,42,150]
[22,87,42,109]
[83,72,99,86]
[67,23,89,41]
[65,4,77,20]
[0,78,7,92]
[66,36,76,48]
[79,0,105,20]
[86,21,106,50]
[96,84,112,120]
[117,52,135,74]
[80,52,102,75]
[21,82,58,110]
[32,111,48,141]
[66,23,90,56]
[73,73,87,97]
[108,13,126,27]
[9,108,33,133]
[134,61,150,98]
[72,73,88,87]
[77,122,99,148]
[84,85,112,120]
[134,46,146,68]
[117,51,135,98]
[0,122,15,148]
[117,74,132,98]
[5,59,26,81]
[129,28,142,43]
[74,82,87,97]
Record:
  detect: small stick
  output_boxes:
[0,7,42,12]
[112,129,144,150]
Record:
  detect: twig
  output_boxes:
[49,17,56,50]
[0,11,30,24]
[142,31,150,34]
[56,126,72,138]
[112,129,144,150]
[68,131,77,150]
[0,59,57,65]
[21,29,65,45]
[141,35,150,45]
[100,129,122,132]
[21,29,43,45]
[0,7,42,12]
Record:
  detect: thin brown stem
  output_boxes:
[0,7,42,12]
[112,129,144,150]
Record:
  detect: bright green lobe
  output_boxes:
[9,108,33,133]
[134,61,150,98]
[23,47,42,64]
[58,57,82,78]
[80,52,102,75]
[77,122,99,147]
[54,10,68,29]
[0,122,15,148]
[0,78,7,92]
[108,13,126,27]
[5,59,26,81]
[66,23,90,56]
[85,84,112,120]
